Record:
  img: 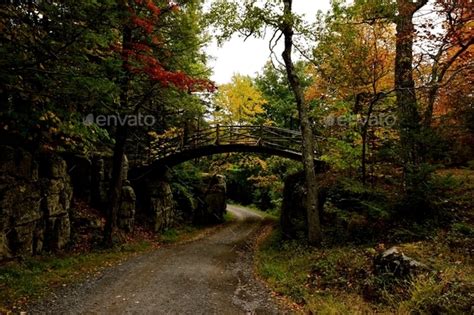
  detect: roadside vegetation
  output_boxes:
[256,169,474,314]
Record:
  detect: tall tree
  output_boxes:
[420,0,474,128]
[207,0,322,245]
[394,0,427,192]
[309,1,396,183]
[0,0,120,151]
[281,0,321,245]
[104,0,213,246]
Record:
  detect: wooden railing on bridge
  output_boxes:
[128,125,321,167]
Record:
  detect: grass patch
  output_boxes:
[224,210,236,222]
[228,202,279,220]
[255,230,384,313]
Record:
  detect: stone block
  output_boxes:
[1,183,42,225]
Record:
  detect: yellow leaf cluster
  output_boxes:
[213,74,267,124]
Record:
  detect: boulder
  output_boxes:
[374,247,429,278]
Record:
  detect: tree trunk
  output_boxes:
[281,0,322,246]
[394,0,427,188]
[103,9,132,247]
[103,125,128,247]
[361,93,382,184]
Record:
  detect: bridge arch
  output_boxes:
[128,125,324,180]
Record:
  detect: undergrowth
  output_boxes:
[256,169,474,314]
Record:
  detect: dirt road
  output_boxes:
[30,205,283,314]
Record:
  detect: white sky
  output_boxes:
[204,1,332,84]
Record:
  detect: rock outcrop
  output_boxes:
[134,172,228,231]
[374,247,429,278]
[0,146,73,260]
[135,175,176,232]
[150,180,175,232]
[39,156,73,252]
[65,153,136,232]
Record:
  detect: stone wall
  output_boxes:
[194,174,227,224]
[119,183,136,232]
[0,147,137,260]
[134,172,177,232]
[65,153,135,232]
[1,144,228,260]
[0,146,73,260]
[149,180,175,232]
[134,172,227,232]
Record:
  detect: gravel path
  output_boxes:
[29,205,284,314]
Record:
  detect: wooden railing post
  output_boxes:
[216,124,220,145]
[259,125,263,146]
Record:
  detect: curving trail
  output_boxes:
[30,205,283,314]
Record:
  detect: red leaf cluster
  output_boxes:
[131,16,154,34]
[146,1,161,15]
[116,1,215,92]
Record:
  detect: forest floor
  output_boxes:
[255,169,474,314]
[7,205,284,314]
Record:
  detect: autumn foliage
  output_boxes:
[121,0,215,92]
